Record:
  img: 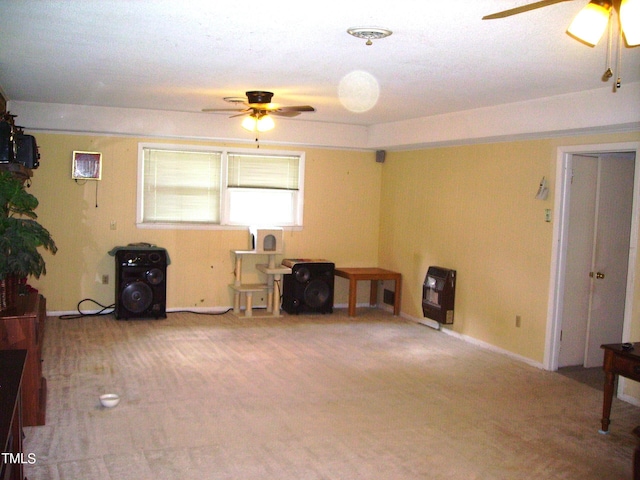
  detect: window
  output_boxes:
[138,144,304,228]
[141,148,222,224]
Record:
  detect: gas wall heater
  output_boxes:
[422,266,456,325]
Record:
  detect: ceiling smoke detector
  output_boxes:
[347,27,393,45]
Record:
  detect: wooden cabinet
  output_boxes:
[0,349,27,480]
[0,293,46,426]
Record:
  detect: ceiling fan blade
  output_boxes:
[482,0,573,19]
[202,107,248,113]
[276,105,316,112]
[270,111,302,117]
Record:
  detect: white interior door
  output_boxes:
[584,153,635,367]
[558,152,635,368]
[558,155,597,367]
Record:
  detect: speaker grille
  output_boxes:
[121,281,153,313]
[303,279,332,308]
[114,248,168,320]
[282,262,334,314]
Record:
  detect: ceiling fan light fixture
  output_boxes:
[256,115,274,132]
[347,27,392,45]
[620,0,640,46]
[241,115,257,131]
[242,113,274,132]
[567,0,612,46]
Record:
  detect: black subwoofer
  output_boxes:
[115,248,167,319]
[282,261,334,314]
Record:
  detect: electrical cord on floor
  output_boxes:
[169,308,233,316]
[59,299,115,319]
[59,299,234,319]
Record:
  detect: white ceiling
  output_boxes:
[1,0,639,128]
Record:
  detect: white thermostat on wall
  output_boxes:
[249,227,284,254]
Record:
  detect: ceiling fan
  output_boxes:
[482,0,638,46]
[202,91,315,132]
[482,0,639,89]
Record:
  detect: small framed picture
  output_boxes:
[72,151,102,180]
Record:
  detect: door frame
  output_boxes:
[544,141,640,372]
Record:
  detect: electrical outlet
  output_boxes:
[515,315,522,328]
[102,275,109,285]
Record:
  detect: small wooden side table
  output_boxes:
[334,267,401,317]
[600,342,640,434]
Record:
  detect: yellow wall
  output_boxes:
[23,129,640,372]
[27,134,382,311]
[379,132,640,365]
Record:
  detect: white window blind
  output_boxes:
[138,145,304,228]
[226,153,301,226]
[227,153,299,190]
[142,148,221,223]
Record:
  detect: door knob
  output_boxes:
[590,271,605,279]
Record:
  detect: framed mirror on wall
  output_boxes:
[72,151,102,180]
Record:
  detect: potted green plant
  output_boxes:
[0,170,57,312]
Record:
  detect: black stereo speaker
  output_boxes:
[115,248,167,320]
[282,261,334,314]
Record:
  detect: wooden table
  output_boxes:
[334,267,401,317]
[600,343,640,433]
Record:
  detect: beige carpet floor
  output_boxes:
[22,308,640,479]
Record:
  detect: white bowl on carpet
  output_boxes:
[99,393,120,408]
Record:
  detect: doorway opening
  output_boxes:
[545,142,640,376]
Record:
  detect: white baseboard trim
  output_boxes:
[618,392,640,408]
[48,309,113,317]
[402,311,546,370]
[332,302,378,310]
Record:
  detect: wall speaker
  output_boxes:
[115,248,167,319]
[282,261,334,314]
[375,150,386,163]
